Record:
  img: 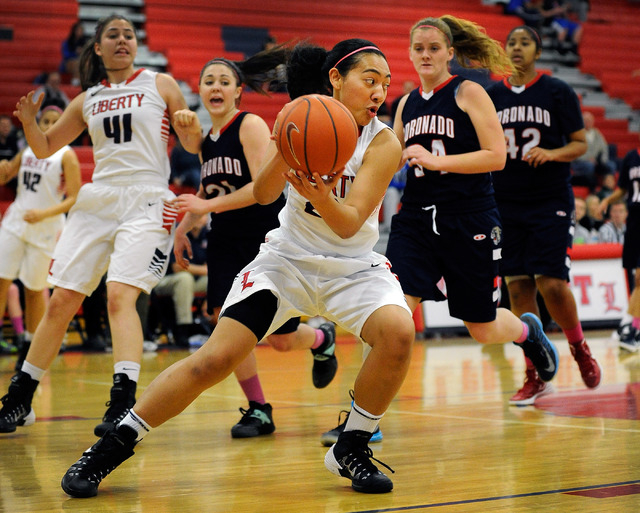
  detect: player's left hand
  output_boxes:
[173,193,210,215]
[23,209,45,223]
[403,144,439,170]
[523,147,553,167]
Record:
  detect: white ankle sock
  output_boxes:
[21,361,45,381]
[344,401,384,434]
[114,361,140,382]
[118,409,152,442]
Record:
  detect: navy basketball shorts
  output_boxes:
[623,211,640,271]
[386,206,502,323]
[498,198,574,281]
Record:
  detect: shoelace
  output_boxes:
[0,395,26,420]
[70,436,129,482]
[331,410,349,430]
[238,406,269,425]
[343,446,395,478]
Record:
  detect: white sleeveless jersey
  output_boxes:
[83,69,171,187]
[2,145,68,238]
[16,146,68,213]
[273,117,389,258]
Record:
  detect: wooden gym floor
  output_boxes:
[1,328,639,512]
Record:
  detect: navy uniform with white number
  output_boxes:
[618,148,640,273]
[200,111,285,310]
[386,76,503,323]
[487,72,584,281]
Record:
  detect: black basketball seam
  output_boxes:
[302,97,312,174]
[329,98,358,171]
[316,96,339,173]
[281,100,302,168]
[331,99,358,139]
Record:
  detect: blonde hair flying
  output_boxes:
[410,15,513,77]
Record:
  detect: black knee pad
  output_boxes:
[220,289,278,341]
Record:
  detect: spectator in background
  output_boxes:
[59,21,89,86]
[33,72,70,111]
[0,115,19,197]
[597,200,626,243]
[0,115,18,161]
[597,172,616,202]
[583,193,604,232]
[566,0,589,22]
[151,214,209,347]
[544,0,583,57]
[505,0,564,29]
[572,111,616,190]
[573,196,596,244]
[170,137,201,191]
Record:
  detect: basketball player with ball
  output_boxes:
[168,52,340,441]
[62,39,415,497]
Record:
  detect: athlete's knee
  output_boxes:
[467,321,497,344]
[537,276,568,302]
[221,290,278,341]
[46,288,84,322]
[364,307,414,362]
[266,333,294,352]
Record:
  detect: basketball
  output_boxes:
[274,94,358,178]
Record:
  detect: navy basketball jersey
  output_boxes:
[619,148,640,213]
[400,75,495,213]
[487,72,584,203]
[200,111,284,234]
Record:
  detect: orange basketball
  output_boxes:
[274,94,358,177]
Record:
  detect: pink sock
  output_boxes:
[563,324,585,345]
[10,316,24,335]
[515,321,529,344]
[238,375,266,404]
[310,328,324,350]
[632,318,640,330]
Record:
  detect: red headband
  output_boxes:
[333,45,380,68]
[416,24,451,46]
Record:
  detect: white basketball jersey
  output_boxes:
[16,146,67,213]
[83,69,171,187]
[274,117,389,258]
[1,146,68,247]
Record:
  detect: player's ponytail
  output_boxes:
[411,16,513,78]
[286,42,331,100]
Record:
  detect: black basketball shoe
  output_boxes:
[94,373,137,436]
[61,425,137,498]
[324,429,394,493]
[311,322,338,388]
[0,371,38,433]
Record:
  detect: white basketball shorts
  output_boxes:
[48,182,177,296]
